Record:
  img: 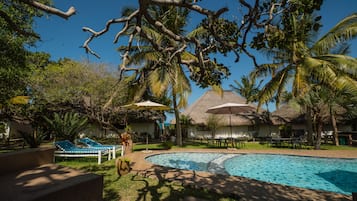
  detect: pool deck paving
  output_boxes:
[125,148,357,201]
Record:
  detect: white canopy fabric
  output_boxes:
[206,102,255,114]
[122,100,170,111]
[206,102,256,139]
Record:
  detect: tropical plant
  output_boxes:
[116,6,188,146]
[251,11,357,109]
[161,141,174,149]
[44,112,88,142]
[230,75,262,104]
[251,8,357,146]
[296,85,329,149]
[117,6,224,146]
[19,130,46,148]
[179,114,193,139]
[319,87,356,146]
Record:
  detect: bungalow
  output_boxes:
[180,90,279,140]
[271,102,356,144]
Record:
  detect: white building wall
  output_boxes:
[188,126,255,139]
[257,125,280,138]
[82,126,121,138]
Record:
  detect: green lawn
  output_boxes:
[56,156,236,201]
[55,141,356,201]
[133,140,357,151]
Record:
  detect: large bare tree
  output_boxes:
[4,1,322,96]
[80,0,294,107]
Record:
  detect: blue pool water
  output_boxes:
[146,152,225,171]
[145,153,357,195]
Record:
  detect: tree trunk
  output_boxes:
[116,158,131,176]
[172,92,182,146]
[315,117,323,150]
[330,109,339,146]
[305,106,314,146]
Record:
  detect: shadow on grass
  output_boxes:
[130,163,352,201]
[56,158,121,201]
[128,169,239,201]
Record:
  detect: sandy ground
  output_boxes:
[124,148,357,201]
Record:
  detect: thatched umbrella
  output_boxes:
[206,103,255,138]
[122,100,170,111]
[122,100,170,152]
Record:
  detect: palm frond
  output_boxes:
[316,54,357,78]
[304,56,338,83]
[313,13,357,54]
[250,63,282,78]
[257,68,290,109]
[229,80,243,92]
[142,26,164,44]
[291,63,311,96]
[334,75,357,94]
[148,67,171,97]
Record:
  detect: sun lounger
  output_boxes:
[54,140,111,164]
[77,137,123,158]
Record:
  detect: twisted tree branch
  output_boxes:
[20,0,76,19]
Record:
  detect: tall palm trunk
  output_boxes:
[172,90,182,146]
[330,109,339,146]
[315,116,323,150]
[305,106,314,145]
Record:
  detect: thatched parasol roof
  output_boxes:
[180,90,258,126]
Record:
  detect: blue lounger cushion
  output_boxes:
[77,137,123,157]
[78,137,120,148]
[55,140,109,152]
[54,140,111,164]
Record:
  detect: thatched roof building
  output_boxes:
[181,90,258,126]
[271,103,305,125]
[272,102,348,125]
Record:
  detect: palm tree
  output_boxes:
[325,88,357,146]
[229,75,262,104]
[252,12,357,147]
[295,85,352,149]
[118,6,192,146]
[119,5,228,146]
[252,13,357,109]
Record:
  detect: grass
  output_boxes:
[320,144,357,150]
[56,157,237,201]
[55,141,356,201]
[133,140,357,151]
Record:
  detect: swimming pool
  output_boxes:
[145,153,357,195]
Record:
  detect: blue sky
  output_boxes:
[32,0,357,122]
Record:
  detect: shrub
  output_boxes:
[20,130,46,148]
[161,141,174,149]
[44,112,88,142]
